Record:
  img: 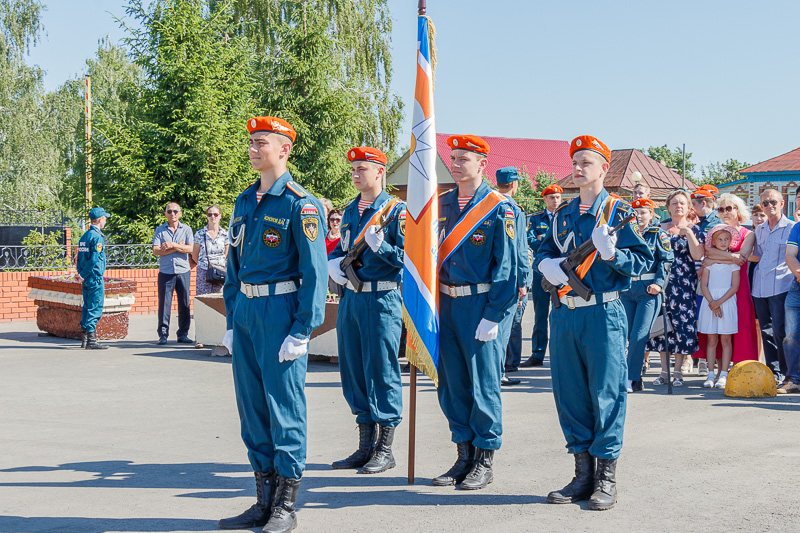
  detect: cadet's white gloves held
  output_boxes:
[539,257,569,286]
[365,225,384,253]
[475,318,499,342]
[592,224,617,261]
[279,335,309,362]
[328,257,347,285]
[222,329,233,354]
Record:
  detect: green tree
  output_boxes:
[698,159,749,186]
[641,145,695,178]
[92,0,256,241]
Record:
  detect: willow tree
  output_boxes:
[226,0,403,202]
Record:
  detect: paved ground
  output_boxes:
[1,309,799,533]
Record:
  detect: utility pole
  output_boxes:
[682,143,686,189]
[85,75,92,223]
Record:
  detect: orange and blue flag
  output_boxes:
[402,13,439,386]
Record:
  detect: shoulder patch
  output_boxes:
[659,232,672,251]
[505,219,516,239]
[285,181,308,198]
[96,243,103,253]
[300,203,319,217]
[504,206,516,219]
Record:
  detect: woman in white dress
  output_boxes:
[698,224,741,389]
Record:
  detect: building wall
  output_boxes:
[718,177,800,214]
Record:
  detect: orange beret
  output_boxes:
[247,116,296,142]
[698,184,718,195]
[447,135,490,156]
[570,135,611,162]
[347,147,388,166]
[631,198,655,210]
[542,185,563,196]
[691,188,714,199]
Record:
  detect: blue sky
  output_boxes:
[26,0,800,175]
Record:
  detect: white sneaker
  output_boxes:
[703,375,715,388]
[698,360,708,377]
[715,376,727,389]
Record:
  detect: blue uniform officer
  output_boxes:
[219,116,327,533]
[537,135,652,510]
[620,198,673,392]
[433,135,518,491]
[77,207,110,350]
[522,184,564,367]
[328,146,406,474]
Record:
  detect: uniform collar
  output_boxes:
[263,171,293,197]
[567,188,608,218]
[89,224,104,236]
[358,189,390,212]
[461,181,491,210]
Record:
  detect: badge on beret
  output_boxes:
[504,220,515,239]
[470,229,486,245]
[660,233,672,251]
[303,218,319,241]
[96,243,103,253]
[262,228,281,247]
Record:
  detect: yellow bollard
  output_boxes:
[724,360,777,398]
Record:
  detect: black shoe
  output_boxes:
[157,336,167,345]
[588,458,618,510]
[521,356,544,367]
[631,380,643,392]
[501,375,521,386]
[262,476,300,533]
[361,426,396,474]
[177,336,193,344]
[460,448,494,490]
[80,330,88,349]
[432,442,474,486]
[505,366,519,373]
[547,452,595,504]
[219,471,276,529]
[332,423,376,469]
[85,331,108,350]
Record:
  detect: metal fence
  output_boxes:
[0,244,158,271]
[0,209,65,227]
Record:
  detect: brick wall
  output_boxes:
[0,268,197,322]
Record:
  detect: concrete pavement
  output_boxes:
[1,309,799,533]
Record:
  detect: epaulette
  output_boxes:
[615,199,632,210]
[646,226,660,232]
[554,201,569,213]
[285,181,308,198]
[532,210,544,216]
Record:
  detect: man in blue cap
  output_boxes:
[495,166,532,385]
[77,207,110,350]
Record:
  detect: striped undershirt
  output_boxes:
[579,204,591,215]
[256,190,265,203]
[458,196,472,211]
[357,198,372,216]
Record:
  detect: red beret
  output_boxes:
[447,135,490,156]
[347,147,388,166]
[570,135,611,162]
[698,184,718,195]
[542,185,563,196]
[691,188,714,199]
[631,198,655,210]
[247,116,296,142]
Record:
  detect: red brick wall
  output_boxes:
[0,268,197,322]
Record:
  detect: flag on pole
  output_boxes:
[402,13,439,386]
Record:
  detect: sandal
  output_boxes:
[652,373,668,386]
[672,372,684,387]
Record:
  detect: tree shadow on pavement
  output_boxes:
[0,516,218,533]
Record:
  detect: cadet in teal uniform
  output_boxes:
[328,146,406,474]
[522,184,564,367]
[77,207,110,350]
[537,136,652,510]
[433,135,518,491]
[494,166,531,383]
[620,198,673,392]
[219,117,327,533]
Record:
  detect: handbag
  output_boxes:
[203,232,227,284]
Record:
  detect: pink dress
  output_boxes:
[694,226,758,362]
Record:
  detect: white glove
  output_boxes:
[592,224,618,261]
[222,329,233,354]
[328,257,347,285]
[365,225,384,253]
[475,318,500,342]
[279,335,309,362]
[539,257,569,286]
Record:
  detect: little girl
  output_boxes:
[698,225,741,389]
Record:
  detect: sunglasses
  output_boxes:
[762,199,779,207]
[717,205,736,213]
[166,209,181,214]
[207,213,220,217]
[329,217,342,223]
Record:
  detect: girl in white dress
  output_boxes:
[699,225,741,389]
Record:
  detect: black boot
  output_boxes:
[588,458,618,510]
[80,330,88,349]
[361,426,396,474]
[85,331,108,350]
[460,448,494,490]
[219,471,276,529]
[547,452,595,504]
[432,442,474,486]
[262,476,300,533]
[332,423,376,469]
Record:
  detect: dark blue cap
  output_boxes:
[495,166,519,184]
[88,207,111,220]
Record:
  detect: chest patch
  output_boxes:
[470,229,486,246]
[303,218,319,241]
[262,228,281,248]
[505,219,515,239]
